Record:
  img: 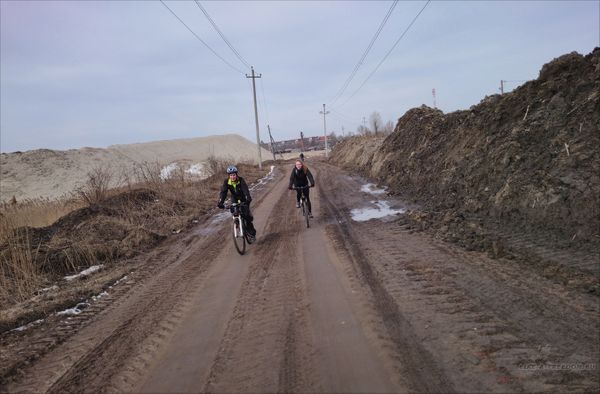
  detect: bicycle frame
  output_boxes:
[226,202,248,255]
[293,185,311,228]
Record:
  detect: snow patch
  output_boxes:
[91,291,109,301]
[57,302,90,316]
[12,319,44,332]
[108,274,129,289]
[361,183,387,195]
[351,201,406,222]
[249,165,276,191]
[186,163,205,176]
[160,162,179,180]
[37,285,59,293]
[64,265,104,281]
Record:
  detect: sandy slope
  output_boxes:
[0,134,270,202]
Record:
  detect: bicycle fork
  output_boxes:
[233,216,244,238]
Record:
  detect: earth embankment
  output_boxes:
[331,49,599,254]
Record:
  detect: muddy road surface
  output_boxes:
[2,161,598,393]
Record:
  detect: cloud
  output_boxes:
[1,0,598,152]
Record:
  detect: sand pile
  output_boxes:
[0,134,270,202]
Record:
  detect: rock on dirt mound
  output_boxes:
[331,48,599,246]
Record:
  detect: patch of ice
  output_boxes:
[160,162,178,180]
[64,265,104,281]
[361,183,386,195]
[250,165,277,191]
[56,302,90,316]
[350,201,406,222]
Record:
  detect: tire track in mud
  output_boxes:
[317,161,599,392]
[0,232,198,391]
[203,183,320,393]
[318,184,454,393]
[8,226,228,394]
[353,219,599,392]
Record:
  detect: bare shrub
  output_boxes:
[205,154,231,177]
[130,161,165,191]
[76,166,114,205]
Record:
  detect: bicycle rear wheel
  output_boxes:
[232,219,246,255]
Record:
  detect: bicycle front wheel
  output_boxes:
[303,201,310,228]
[233,219,246,255]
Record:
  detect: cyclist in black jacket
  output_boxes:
[217,165,257,238]
[288,159,315,217]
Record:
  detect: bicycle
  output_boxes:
[222,202,253,255]
[293,185,313,228]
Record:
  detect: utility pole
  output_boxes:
[246,66,262,169]
[300,131,305,153]
[320,104,330,157]
[500,79,526,95]
[267,125,275,161]
[432,88,437,108]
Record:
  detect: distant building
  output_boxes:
[262,134,337,154]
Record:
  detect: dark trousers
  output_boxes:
[296,187,311,213]
[239,204,256,236]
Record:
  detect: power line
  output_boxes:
[194,1,251,70]
[329,1,398,106]
[335,0,431,109]
[330,108,360,125]
[159,0,245,74]
[259,77,270,126]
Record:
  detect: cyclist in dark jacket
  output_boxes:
[217,165,257,238]
[288,159,315,217]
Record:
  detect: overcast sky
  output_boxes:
[1,0,598,153]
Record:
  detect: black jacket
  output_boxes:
[219,176,252,204]
[289,166,315,188]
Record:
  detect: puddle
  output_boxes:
[351,201,406,222]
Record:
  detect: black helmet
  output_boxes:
[226,165,238,174]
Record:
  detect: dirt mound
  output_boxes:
[1,191,167,279]
[332,48,599,253]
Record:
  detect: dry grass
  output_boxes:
[0,227,43,305]
[0,198,85,305]
[0,198,84,233]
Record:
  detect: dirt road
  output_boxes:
[2,161,598,393]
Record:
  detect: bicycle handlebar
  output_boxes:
[219,202,248,210]
[291,185,313,190]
